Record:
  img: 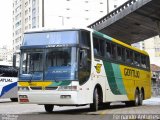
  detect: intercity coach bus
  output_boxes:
[0,65,18,102]
[18,28,151,112]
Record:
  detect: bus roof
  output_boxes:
[24,27,85,34]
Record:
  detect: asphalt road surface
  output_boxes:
[0,98,160,120]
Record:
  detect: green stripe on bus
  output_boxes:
[112,64,126,94]
[49,81,71,87]
[93,31,112,41]
[103,61,121,95]
[59,81,71,86]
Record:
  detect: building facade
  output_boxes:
[0,46,13,65]
[109,0,128,11]
[12,0,128,53]
[151,64,160,96]
[12,0,107,53]
[13,0,40,53]
[132,36,160,66]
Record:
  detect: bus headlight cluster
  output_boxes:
[58,86,77,91]
[19,95,29,102]
[18,87,29,91]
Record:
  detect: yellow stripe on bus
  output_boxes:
[19,81,52,87]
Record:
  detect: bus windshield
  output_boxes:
[20,49,44,81]
[19,47,78,81]
[45,47,77,81]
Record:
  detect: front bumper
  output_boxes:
[18,90,86,105]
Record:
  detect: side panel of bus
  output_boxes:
[103,61,151,101]
[92,30,151,103]
[0,77,18,99]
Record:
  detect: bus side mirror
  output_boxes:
[13,54,16,68]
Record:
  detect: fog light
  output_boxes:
[18,87,29,91]
[60,95,71,99]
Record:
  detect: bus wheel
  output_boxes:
[10,98,18,102]
[90,88,99,111]
[44,105,54,113]
[125,89,140,107]
[134,89,139,106]
[139,90,143,106]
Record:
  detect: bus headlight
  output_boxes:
[58,86,77,91]
[19,95,29,102]
[18,87,29,91]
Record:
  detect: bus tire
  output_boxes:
[134,89,139,106]
[139,90,143,106]
[125,89,140,106]
[90,88,99,111]
[44,105,54,113]
[10,98,18,102]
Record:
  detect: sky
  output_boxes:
[0,1,12,48]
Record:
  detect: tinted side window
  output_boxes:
[117,46,125,62]
[134,52,141,67]
[0,66,18,77]
[93,36,104,57]
[111,43,116,59]
[141,55,147,68]
[146,56,150,69]
[105,42,116,60]
[141,55,150,69]
[126,49,133,64]
[126,49,130,63]
[105,42,112,59]
[79,49,91,85]
[93,37,100,56]
[99,39,105,56]
[79,31,91,85]
[80,31,90,47]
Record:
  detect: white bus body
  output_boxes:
[0,65,18,101]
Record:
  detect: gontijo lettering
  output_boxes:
[124,68,140,78]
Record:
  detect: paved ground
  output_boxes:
[0,97,160,120]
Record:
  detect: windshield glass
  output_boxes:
[45,47,77,81]
[19,49,44,81]
[19,47,78,81]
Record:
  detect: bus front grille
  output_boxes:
[30,87,58,90]
[30,87,42,90]
[45,87,58,90]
